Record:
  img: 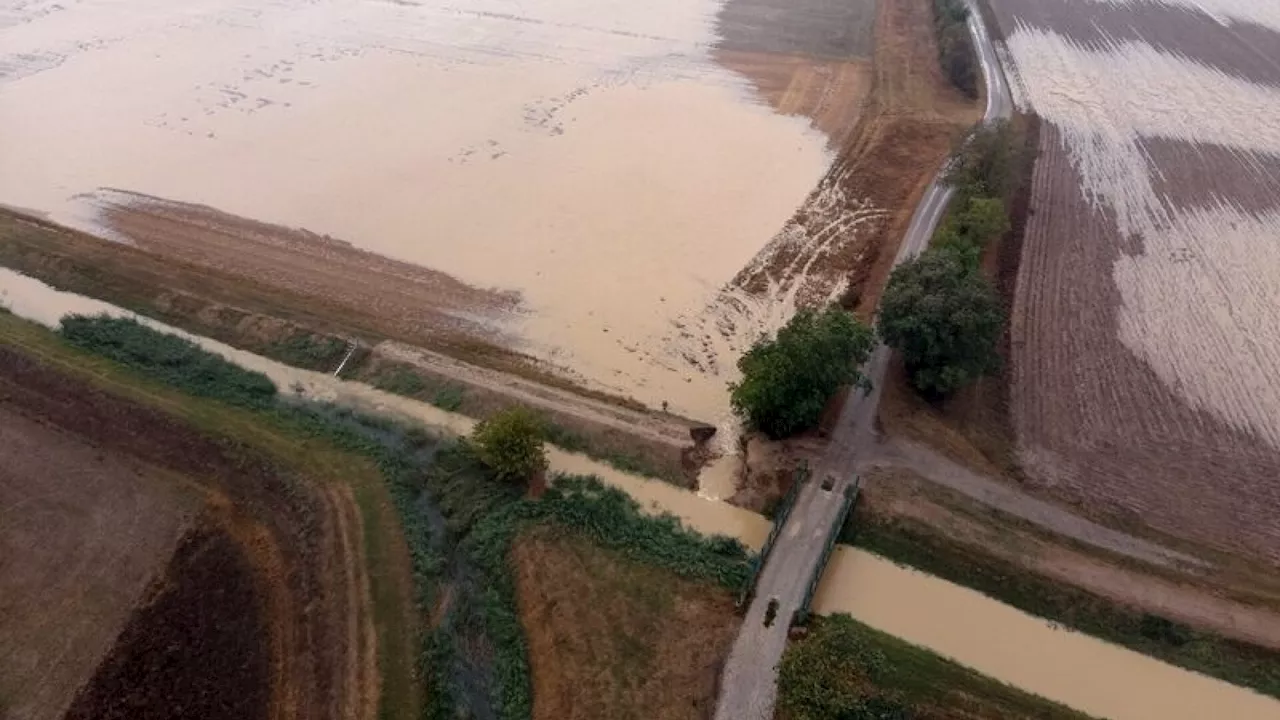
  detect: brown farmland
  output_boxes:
[0,321,414,720]
[0,407,191,720]
[985,0,1280,564]
[63,525,271,720]
[512,526,739,720]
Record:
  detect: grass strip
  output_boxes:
[779,614,1095,719]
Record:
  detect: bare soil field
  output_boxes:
[1008,125,1280,562]
[980,0,1280,564]
[0,407,191,720]
[63,525,270,720]
[715,0,876,146]
[0,322,412,720]
[511,526,739,720]
[0,208,517,370]
[992,0,1280,88]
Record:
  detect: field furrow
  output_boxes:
[991,0,1280,562]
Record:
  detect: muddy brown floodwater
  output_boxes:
[4,270,1280,720]
[0,0,836,436]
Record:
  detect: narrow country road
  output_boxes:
[865,438,1205,568]
[712,6,1014,718]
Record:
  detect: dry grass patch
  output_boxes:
[511,526,739,720]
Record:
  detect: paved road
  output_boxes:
[712,6,1013,719]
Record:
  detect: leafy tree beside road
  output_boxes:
[731,307,875,439]
[471,406,548,485]
[935,196,1010,265]
[947,121,1023,202]
[878,249,1004,397]
[933,0,978,98]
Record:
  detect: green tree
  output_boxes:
[936,21,978,98]
[946,121,1023,201]
[471,406,547,484]
[731,306,875,439]
[877,249,1004,396]
[935,196,1010,266]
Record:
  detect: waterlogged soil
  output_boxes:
[63,525,270,720]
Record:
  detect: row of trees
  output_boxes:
[732,123,1020,438]
[934,0,979,98]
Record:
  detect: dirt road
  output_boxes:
[866,438,1204,569]
[713,3,1012,717]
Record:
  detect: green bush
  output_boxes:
[778,615,909,720]
[372,367,429,396]
[432,385,465,412]
[59,314,277,409]
[266,333,348,371]
[471,406,548,485]
[947,121,1024,202]
[877,249,1004,396]
[934,196,1010,267]
[731,307,875,439]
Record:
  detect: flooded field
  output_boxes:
[5,268,1280,720]
[0,266,770,543]
[0,0,874,429]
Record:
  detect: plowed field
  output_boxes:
[0,407,190,720]
[989,0,1280,563]
[0,320,414,719]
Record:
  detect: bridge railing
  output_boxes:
[792,476,861,627]
[736,461,810,609]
